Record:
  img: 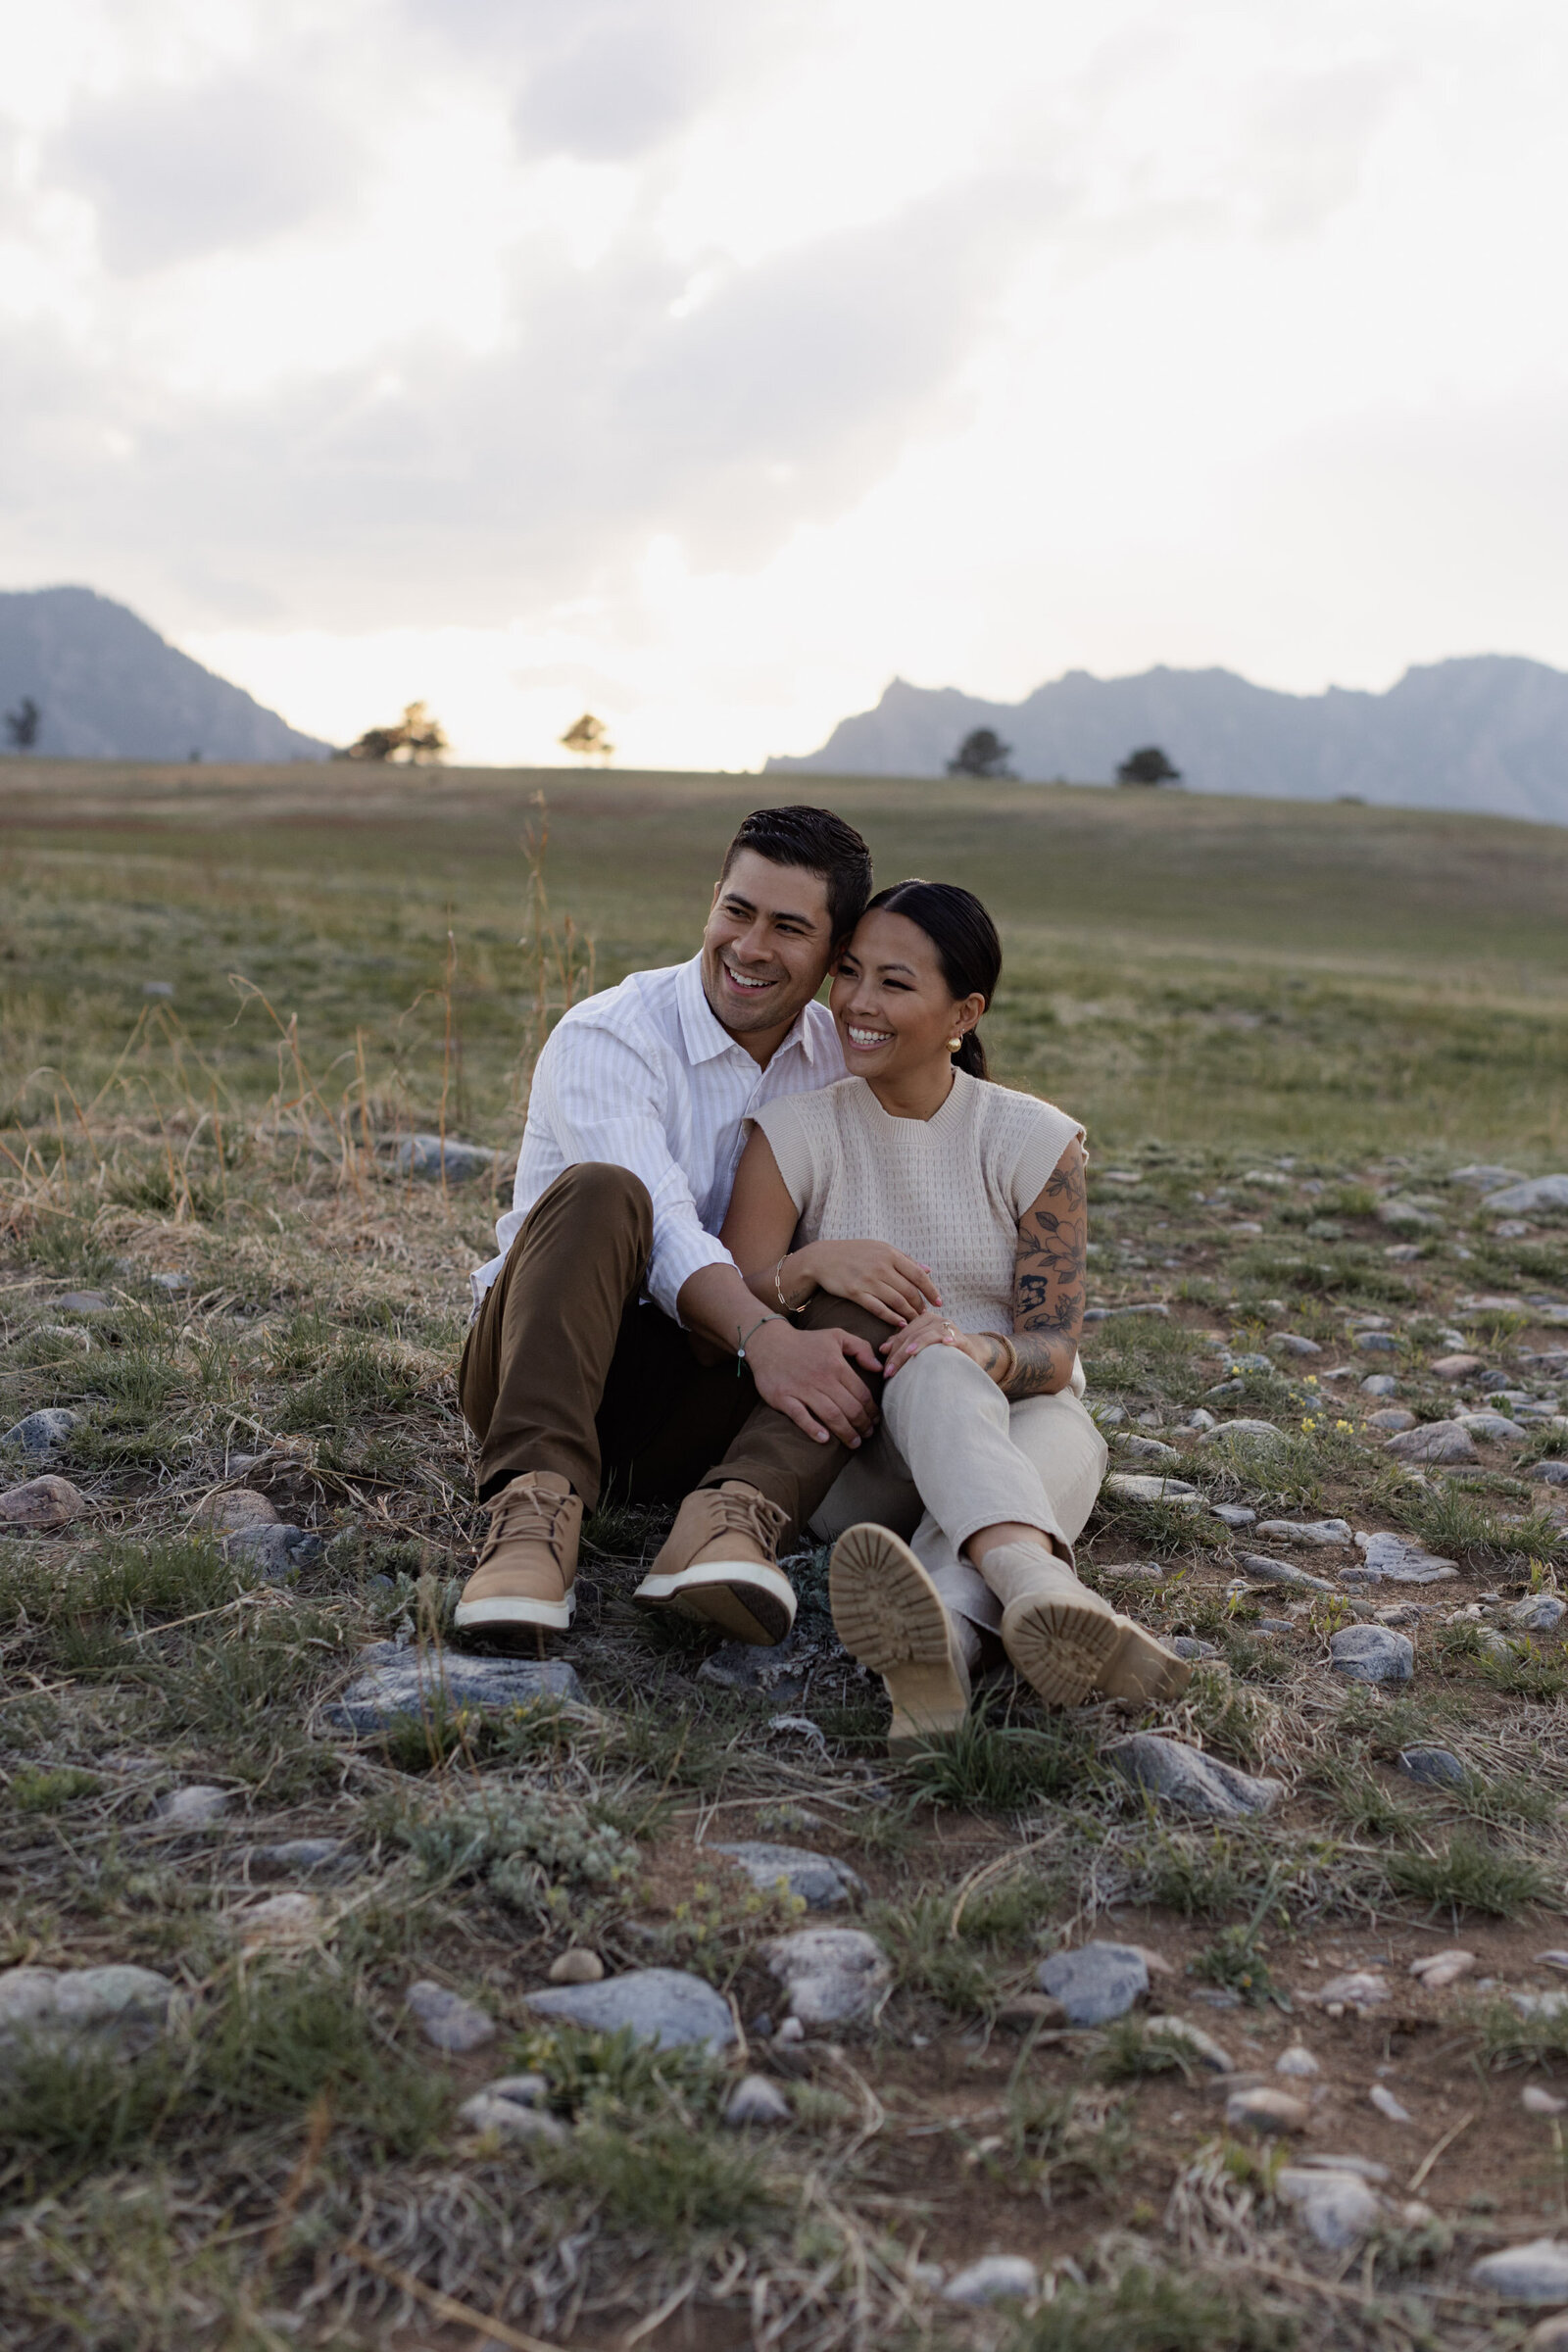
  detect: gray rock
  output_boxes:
[1470,2238,1568,2303]
[1202,1419,1288,1451]
[1452,1164,1526,1190]
[1255,1518,1351,1546]
[326,1643,585,1733]
[55,1291,111,1315]
[1397,1745,1467,1789]
[226,1523,324,1576]
[1169,1636,1219,1660]
[53,1965,178,2027]
[1236,1551,1334,1594]
[1277,2167,1382,2250]
[1209,1502,1257,1529]
[1115,1435,1183,1465]
[0,1967,63,2031]
[1257,1618,1297,1635]
[1531,1462,1568,1486]
[458,2091,567,2144]
[1141,2015,1234,2071]
[1272,1334,1323,1357]
[725,2073,792,2126]
[1361,1374,1399,1397]
[526,1966,736,2052]
[1356,1332,1400,1353]
[1455,1411,1529,1440]
[1037,1941,1149,2026]
[1106,1733,1282,1819]
[0,1474,88,1530]
[1329,1625,1414,1684]
[1103,1472,1202,1505]
[1431,1352,1489,1379]
[1481,1177,1568,1215]
[406,1981,496,2052]
[157,1785,229,1827]
[712,1842,864,1910]
[1226,2084,1309,2132]
[942,2257,1039,2308]
[1185,1407,1218,1432]
[194,1490,279,1533]
[1311,1970,1391,2011]
[249,1838,358,1878]
[487,2072,550,2105]
[1368,1408,1417,1432]
[1510,1593,1566,1634]
[1276,2043,1320,2077]
[1384,1420,1480,1466]
[1353,1532,1457,1584]
[764,1929,892,2027]
[390,1134,499,1184]
[697,1629,816,1702]
[1,1408,78,1458]
[1224,1352,1275,1374]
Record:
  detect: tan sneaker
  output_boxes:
[454,1471,582,1641]
[631,1480,794,1645]
[988,1542,1191,1708]
[829,1523,970,1752]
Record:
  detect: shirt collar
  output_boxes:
[675,951,819,1069]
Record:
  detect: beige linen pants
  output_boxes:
[808,1342,1108,1650]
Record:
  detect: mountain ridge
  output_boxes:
[764,655,1568,825]
[0,586,329,763]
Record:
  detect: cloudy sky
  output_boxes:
[4,0,1567,765]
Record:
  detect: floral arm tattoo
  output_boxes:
[969,1137,1087,1398]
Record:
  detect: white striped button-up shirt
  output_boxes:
[473,955,845,1321]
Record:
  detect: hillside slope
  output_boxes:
[0,586,329,762]
[765,656,1568,824]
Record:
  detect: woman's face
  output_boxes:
[829,908,984,1081]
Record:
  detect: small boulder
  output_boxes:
[1141,2015,1234,2072]
[1384,1422,1479,1466]
[1369,2083,1413,2124]
[0,1408,78,1459]
[1272,1334,1323,1357]
[1276,2044,1320,2078]
[458,2091,566,2144]
[1397,1745,1467,1789]
[763,1929,892,2028]
[1480,1175,1568,1215]
[1532,1462,1568,1487]
[0,1475,87,1530]
[249,1838,357,1878]
[1209,1502,1257,1529]
[725,2074,792,2127]
[525,1967,736,2052]
[1367,1408,1417,1432]
[1524,2085,1568,2116]
[406,1980,496,2052]
[52,1964,176,2029]
[1202,1419,1288,1452]
[1470,2238,1568,2304]
[55,1291,111,1315]
[390,1134,498,1185]
[238,1892,319,1948]
[157,1785,229,1827]
[1361,1374,1399,1397]
[1226,2084,1309,2133]
[327,1643,585,1734]
[1106,1734,1282,1819]
[1409,1948,1476,1990]
[1309,1970,1389,2013]
[193,1490,280,1533]
[1329,1625,1413,1684]
[1114,1435,1183,1465]
[225,1523,323,1576]
[1277,2167,1382,2250]
[1037,1941,1149,2026]
[1455,1411,1528,1440]
[712,1842,864,1910]
[547,1948,604,1984]
[1510,1593,1567,1634]
[1254,1518,1351,1546]
[1355,1331,1400,1353]
[1103,1472,1203,1505]
[1431,1353,1489,1379]
[942,2257,1039,2307]
[1353,1532,1457,1584]
[1236,1552,1334,1594]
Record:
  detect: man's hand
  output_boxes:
[745,1315,881,1447]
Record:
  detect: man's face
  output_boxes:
[700,849,837,1052]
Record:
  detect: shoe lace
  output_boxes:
[710,1485,788,1562]
[487,1480,572,1558]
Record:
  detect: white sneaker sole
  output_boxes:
[829,1523,970,1749]
[631,1558,796,1646]
[454,1591,576,1637]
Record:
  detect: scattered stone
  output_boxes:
[725,2074,792,2127]
[1397,1746,1467,1789]
[1481,1176,1568,1215]
[775,2016,805,2043]
[526,1967,737,2051]
[1385,1421,1479,1465]
[1084,1299,1170,1319]
[0,1408,78,1458]
[1538,1952,1568,1972]
[1202,1418,1288,1452]
[1224,1352,1275,1374]
[1273,1334,1323,1357]
[1256,1617,1297,1635]
[1361,1375,1399,1397]
[457,2091,567,2144]
[1185,1407,1218,1432]
[1451,1165,1525,1190]
[547,1948,605,1984]
[0,1474,87,1530]
[1297,2153,1391,2180]
[1353,1532,1458,1583]
[193,1489,280,1533]
[1355,1331,1400,1353]
[249,1838,357,1878]
[1513,1991,1568,2022]
[942,2257,1039,2308]
[1431,1353,1489,1379]
[239,1892,319,1947]
[1102,1560,1165,1584]
[1141,2015,1234,2071]
[156,1785,229,1827]
[1226,2084,1309,2133]
[1509,1593,1566,1634]
[1105,1733,1282,1819]
[713,1842,864,1910]
[1368,1408,1417,1432]
[764,1929,892,2028]
[226,1524,324,1576]
[994,1992,1069,2029]
[1369,2083,1413,2124]
[1169,1636,1219,1660]
[1236,1551,1334,1594]
[1,1964,177,2043]
[1209,1503,1257,1529]
[1329,1625,1413,1684]
[1277,2167,1382,2250]
[1527,2315,1568,2352]
[1523,2085,1568,2115]
[1470,2238,1568,2303]
[390,1134,500,1184]
[486,2072,550,2106]
[1255,1518,1351,1546]
[1276,2043,1320,2077]
[1310,1971,1390,2013]
[1532,1463,1568,1487]
[698,1629,815,1701]
[406,1981,497,2052]
[1455,1411,1529,1439]
[326,1643,585,1733]
[1114,1435,1183,1464]
[0,1967,62,2032]
[1103,1472,1203,1506]
[55,1291,111,1315]
[1037,1941,1149,2026]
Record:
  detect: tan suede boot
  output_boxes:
[632,1481,794,1645]
[984,1541,1191,1709]
[455,1470,582,1641]
[829,1523,971,1753]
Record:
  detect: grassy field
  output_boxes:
[2,760,1568,2351]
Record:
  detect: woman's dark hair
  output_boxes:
[721,805,873,944]
[865,878,1002,1079]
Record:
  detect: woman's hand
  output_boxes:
[880,1307,990,1379]
[792,1240,942,1327]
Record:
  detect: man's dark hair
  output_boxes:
[720,804,873,943]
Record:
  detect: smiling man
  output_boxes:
[456,804,884,1650]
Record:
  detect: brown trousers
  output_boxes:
[458,1162,884,1545]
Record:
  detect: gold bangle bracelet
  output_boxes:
[774,1255,793,1312]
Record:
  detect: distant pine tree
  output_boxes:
[947,728,1015,779]
[1116,745,1181,786]
[335,701,449,764]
